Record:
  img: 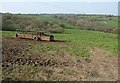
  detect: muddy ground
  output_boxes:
[2,37,118,81]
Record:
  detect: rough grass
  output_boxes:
[54,29,118,54]
[93,16,118,28]
[2,28,118,81]
[2,28,118,55]
[79,15,118,28]
[3,64,38,81]
[1,31,16,37]
[27,42,90,58]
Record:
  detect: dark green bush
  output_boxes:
[2,14,64,33]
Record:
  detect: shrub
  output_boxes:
[2,14,64,33]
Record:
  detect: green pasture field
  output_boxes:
[80,15,118,28]
[54,29,118,55]
[97,17,118,28]
[2,28,118,56]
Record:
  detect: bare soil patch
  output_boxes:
[2,37,118,81]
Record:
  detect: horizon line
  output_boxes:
[1,12,118,16]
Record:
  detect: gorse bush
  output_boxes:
[2,13,118,34]
[54,15,118,34]
[2,13,64,33]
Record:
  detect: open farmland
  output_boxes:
[0,14,118,81]
[2,28,118,81]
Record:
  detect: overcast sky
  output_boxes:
[1,0,119,15]
[1,0,119,2]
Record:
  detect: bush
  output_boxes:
[48,27,64,33]
[2,14,64,33]
[54,15,114,33]
[112,28,119,34]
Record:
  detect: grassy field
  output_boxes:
[97,17,118,28]
[1,31,16,37]
[55,29,118,54]
[1,28,118,55]
[79,15,118,28]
